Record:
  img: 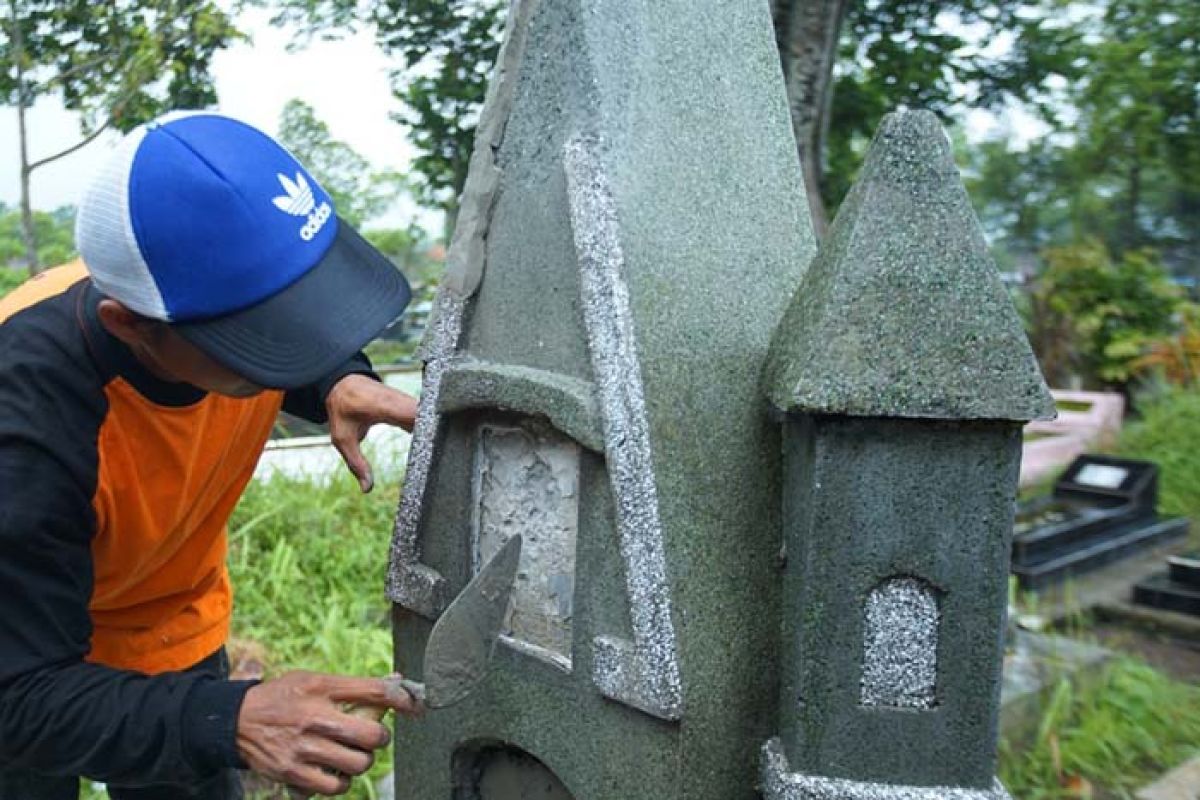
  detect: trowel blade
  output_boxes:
[422,534,522,709]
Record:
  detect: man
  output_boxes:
[0,112,421,799]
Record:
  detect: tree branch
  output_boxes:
[27,118,112,173]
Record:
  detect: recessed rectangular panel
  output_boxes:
[474,424,579,666]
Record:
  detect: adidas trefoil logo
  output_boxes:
[272,172,332,242]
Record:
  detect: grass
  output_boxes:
[227,472,401,799]
[1000,387,1200,795]
[363,337,419,368]
[999,658,1200,798]
[77,388,1200,798]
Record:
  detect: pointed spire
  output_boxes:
[765,110,1055,422]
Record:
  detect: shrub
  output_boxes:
[1028,241,1184,388]
[1116,388,1200,527]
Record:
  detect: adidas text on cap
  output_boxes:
[76,111,411,389]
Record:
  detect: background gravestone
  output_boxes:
[760,110,1055,800]
[386,0,816,797]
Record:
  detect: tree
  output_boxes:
[273,0,503,225]
[273,0,1070,235]
[1,0,241,272]
[967,0,1200,269]
[0,202,75,269]
[276,98,406,227]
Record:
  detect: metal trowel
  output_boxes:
[394,532,523,709]
[291,535,523,798]
[362,533,523,714]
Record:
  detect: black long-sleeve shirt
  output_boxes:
[0,265,373,784]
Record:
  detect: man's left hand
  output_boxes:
[325,374,418,493]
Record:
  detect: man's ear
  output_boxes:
[96,299,160,348]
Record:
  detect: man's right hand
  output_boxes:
[236,671,419,796]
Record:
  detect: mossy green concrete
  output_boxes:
[762,110,1050,799]
[764,110,1055,423]
[392,0,816,796]
[778,418,1021,788]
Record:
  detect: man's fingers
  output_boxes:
[323,675,419,715]
[302,739,376,778]
[283,763,351,797]
[306,712,390,751]
[374,391,418,433]
[331,426,373,493]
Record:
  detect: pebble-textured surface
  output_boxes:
[861,577,940,710]
[761,740,1013,800]
[389,0,817,795]
[564,133,682,720]
[767,110,1043,793]
[776,419,1020,788]
[385,289,463,617]
[763,110,1055,423]
[385,0,538,614]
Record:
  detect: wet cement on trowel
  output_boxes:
[424,536,523,709]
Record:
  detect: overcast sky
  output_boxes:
[0,9,434,229]
[1,8,1039,232]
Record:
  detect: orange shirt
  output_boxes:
[0,262,283,673]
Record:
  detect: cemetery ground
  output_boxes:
[79,388,1200,800]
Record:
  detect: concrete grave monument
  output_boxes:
[385,0,1052,797]
[759,110,1055,800]
[386,0,816,796]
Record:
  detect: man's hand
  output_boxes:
[325,374,418,493]
[236,671,419,796]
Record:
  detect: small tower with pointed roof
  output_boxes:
[760,110,1055,800]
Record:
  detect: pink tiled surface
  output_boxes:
[1020,390,1126,488]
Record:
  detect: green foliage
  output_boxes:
[271,0,504,212]
[1,1,242,134]
[999,658,1200,797]
[0,267,27,299]
[228,471,400,798]
[968,0,1200,263]
[3,1,242,270]
[1134,304,1200,389]
[1028,240,1185,387]
[275,1,1063,217]
[0,205,75,272]
[364,224,441,288]
[276,98,407,227]
[825,1,1063,211]
[385,0,504,212]
[1116,388,1200,525]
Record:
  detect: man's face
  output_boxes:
[96,299,266,398]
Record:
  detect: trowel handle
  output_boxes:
[396,678,427,706]
[343,676,425,720]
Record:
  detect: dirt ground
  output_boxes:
[1090,622,1200,682]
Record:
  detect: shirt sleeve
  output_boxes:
[0,439,254,784]
[281,351,379,423]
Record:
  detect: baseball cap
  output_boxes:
[75,111,411,389]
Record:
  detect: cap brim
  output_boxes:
[175,218,411,390]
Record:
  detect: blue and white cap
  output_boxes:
[76,111,410,389]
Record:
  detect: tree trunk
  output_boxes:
[770,0,850,238]
[10,0,39,273]
[1125,159,1142,253]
